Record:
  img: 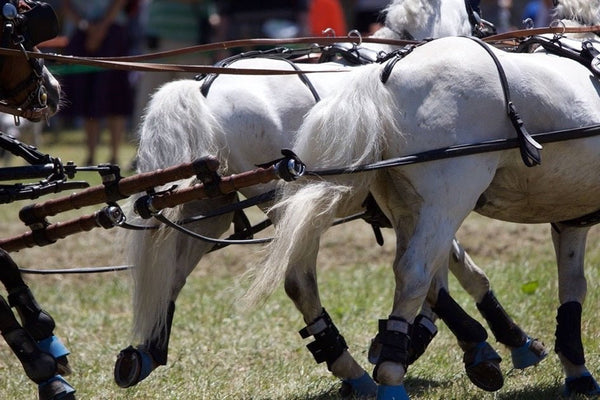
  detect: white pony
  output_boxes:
[114,0,543,395]
[251,1,600,398]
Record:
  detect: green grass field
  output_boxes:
[0,129,598,399]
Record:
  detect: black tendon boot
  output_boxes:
[8,286,71,375]
[0,296,56,383]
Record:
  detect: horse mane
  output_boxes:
[383,0,433,35]
[555,0,600,25]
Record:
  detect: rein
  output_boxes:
[0,26,597,77]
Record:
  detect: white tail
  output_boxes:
[125,79,227,342]
[241,181,351,308]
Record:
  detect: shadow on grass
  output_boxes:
[275,377,564,400]
[495,384,564,400]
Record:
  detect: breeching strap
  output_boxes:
[466,36,542,166]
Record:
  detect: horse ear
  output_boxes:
[20,2,59,48]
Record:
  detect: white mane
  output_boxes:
[380,0,471,40]
[555,0,600,25]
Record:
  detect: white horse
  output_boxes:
[114,0,543,395]
[250,1,600,398]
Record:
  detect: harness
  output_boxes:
[197,43,382,100]
[0,0,59,123]
[517,34,600,77]
[381,36,544,166]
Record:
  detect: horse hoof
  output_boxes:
[463,341,503,392]
[340,372,377,398]
[511,337,548,369]
[376,384,409,400]
[114,346,155,388]
[38,375,76,400]
[564,372,600,396]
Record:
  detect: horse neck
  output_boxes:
[382,0,471,41]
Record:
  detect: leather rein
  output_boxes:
[0,25,597,76]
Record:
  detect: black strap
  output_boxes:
[199,47,322,103]
[466,36,542,166]
[299,309,348,370]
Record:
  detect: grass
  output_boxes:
[0,129,599,399]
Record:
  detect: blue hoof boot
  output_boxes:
[340,372,377,398]
[38,336,70,359]
[38,375,76,400]
[114,346,155,388]
[511,337,548,369]
[463,341,503,392]
[38,335,72,376]
[564,372,600,397]
[377,384,409,400]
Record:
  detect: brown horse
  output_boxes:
[0,0,61,123]
[0,2,74,400]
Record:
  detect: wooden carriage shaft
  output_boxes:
[138,165,279,213]
[0,212,102,252]
[0,164,281,253]
[18,157,221,224]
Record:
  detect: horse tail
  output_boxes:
[241,181,351,307]
[125,79,226,343]
[242,63,393,306]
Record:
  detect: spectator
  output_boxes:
[61,0,134,165]
[353,0,389,36]
[523,0,555,27]
[214,1,310,52]
[132,0,216,134]
[309,0,348,36]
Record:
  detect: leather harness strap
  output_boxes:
[0,26,595,76]
[466,36,543,167]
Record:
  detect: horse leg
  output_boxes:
[285,238,377,398]
[115,194,237,387]
[0,260,75,400]
[0,294,55,382]
[0,249,71,374]
[370,156,499,399]
[423,269,504,392]
[551,222,599,396]
[449,239,548,369]
[372,210,460,399]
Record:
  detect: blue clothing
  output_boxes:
[67,0,127,24]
